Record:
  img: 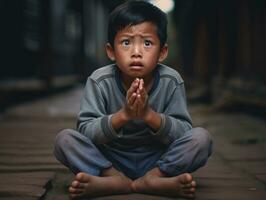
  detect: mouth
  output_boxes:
[130,62,143,69]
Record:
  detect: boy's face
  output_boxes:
[106,22,168,81]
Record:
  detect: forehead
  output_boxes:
[117,22,158,37]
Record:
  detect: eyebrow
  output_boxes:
[119,33,156,38]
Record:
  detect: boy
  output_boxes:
[54,1,212,199]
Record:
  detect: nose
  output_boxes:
[131,43,142,58]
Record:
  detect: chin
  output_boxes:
[129,72,144,78]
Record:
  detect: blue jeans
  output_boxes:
[54,128,212,180]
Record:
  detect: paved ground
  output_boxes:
[0,85,265,200]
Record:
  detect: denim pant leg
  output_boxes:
[157,127,213,176]
[53,129,112,175]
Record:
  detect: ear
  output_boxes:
[158,44,168,62]
[105,43,116,61]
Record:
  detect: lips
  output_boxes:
[130,61,143,67]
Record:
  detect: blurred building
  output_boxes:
[0,0,124,110]
[172,0,266,114]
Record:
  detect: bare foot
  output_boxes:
[69,170,132,199]
[132,168,196,199]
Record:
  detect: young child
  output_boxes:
[54,1,212,199]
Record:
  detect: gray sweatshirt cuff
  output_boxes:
[101,115,123,141]
[149,114,172,144]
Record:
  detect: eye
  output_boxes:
[144,40,152,47]
[122,39,130,46]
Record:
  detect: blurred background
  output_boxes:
[0,0,265,117]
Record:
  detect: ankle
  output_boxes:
[101,167,120,177]
[131,174,156,193]
[147,167,167,177]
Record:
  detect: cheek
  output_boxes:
[115,48,128,58]
[115,53,129,67]
[146,53,160,63]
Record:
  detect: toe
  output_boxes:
[184,173,193,182]
[71,181,86,189]
[191,180,197,187]
[71,180,79,187]
[189,187,196,193]
[183,181,196,189]
[183,187,195,194]
[69,186,83,194]
[76,172,84,181]
[180,173,193,184]
[76,172,92,183]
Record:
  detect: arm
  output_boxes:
[78,77,146,144]
[77,77,122,144]
[151,83,193,145]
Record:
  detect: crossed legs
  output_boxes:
[69,167,196,199]
[54,128,212,199]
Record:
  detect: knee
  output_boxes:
[189,127,212,152]
[54,129,78,152]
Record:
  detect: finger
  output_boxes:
[135,89,148,111]
[127,83,138,97]
[140,79,144,89]
[132,94,140,113]
[136,94,146,116]
[141,91,148,103]
[133,78,140,88]
[139,91,148,106]
[127,79,139,99]
[136,94,144,116]
[127,92,137,107]
[138,79,143,92]
[139,79,146,96]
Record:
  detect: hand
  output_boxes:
[112,78,160,131]
[111,78,158,131]
[135,79,149,119]
[135,80,161,131]
[123,78,150,120]
[124,78,141,119]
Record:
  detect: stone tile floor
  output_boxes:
[0,86,265,199]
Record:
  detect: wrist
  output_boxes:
[143,107,162,132]
[143,106,153,123]
[120,107,131,123]
[111,108,130,131]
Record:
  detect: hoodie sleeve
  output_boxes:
[149,82,193,145]
[77,77,122,144]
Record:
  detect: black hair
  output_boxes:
[108,0,167,48]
